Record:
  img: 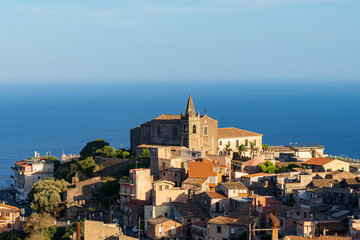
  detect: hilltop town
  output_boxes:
[2,95,360,240]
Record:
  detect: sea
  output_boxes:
[0,80,359,187]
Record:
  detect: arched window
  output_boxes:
[193,125,196,133]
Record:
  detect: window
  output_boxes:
[165,212,168,217]
[245,139,248,146]
[175,172,178,177]
[193,125,196,133]
[184,125,187,133]
[38,176,41,180]
[165,185,169,190]
[157,125,161,135]
[304,212,307,219]
[230,228,235,234]
[254,140,257,145]
[204,126,208,135]
[219,141,222,146]
[280,220,283,226]
[159,185,162,191]
[236,140,239,147]
[217,226,222,233]
[7,223,11,229]
[163,172,166,176]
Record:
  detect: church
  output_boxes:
[130,95,263,157]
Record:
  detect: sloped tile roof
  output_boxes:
[303,158,335,166]
[205,191,227,199]
[218,127,262,138]
[220,182,248,190]
[154,114,181,120]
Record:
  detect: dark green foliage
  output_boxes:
[95,146,116,158]
[259,161,300,174]
[141,148,150,159]
[0,230,27,240]
[28,178,70,213]
[101,180,119,196]
[80,139,109,159]
[121,150,130,158]
[77,157,97,175]
[259,161,278,173]
[237,144,247,157]
[262,144,269,151]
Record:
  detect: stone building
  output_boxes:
[131,95,219,155]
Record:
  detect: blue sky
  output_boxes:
[0,0,359,83]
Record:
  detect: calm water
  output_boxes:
[0,80,359,187]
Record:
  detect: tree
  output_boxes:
[80,139,109,159]
[23,212,55,234]
[262,144,269,151]
[237,144,247,158]
[0,230,27,240]
[77,157,97,175]
[28,178,70,213]
[249,141,259,158]
[121,151,130,159]
[95,145,116,158]
[224,143,232,156]
[141,148,150,159]
[259,161,278,174]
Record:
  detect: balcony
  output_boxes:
[119,179,135,185]
[119,189,135,196]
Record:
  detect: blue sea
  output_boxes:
[0,80,359,187]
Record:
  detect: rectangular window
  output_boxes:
[165,185,169,190]
[231,228,235,234]
[7,223,11,229]
[236,140,239,147]
[217,226,222,233]
[245,139,248,146]
[304,212,307,219]
[204,127,208,135]
[219,141,222,146]
[175,173,178,177]
[254,140,256,145]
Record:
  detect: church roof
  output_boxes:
[218,127,262,138]
[154,114,181,120]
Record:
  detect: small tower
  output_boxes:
[181,94,200,149]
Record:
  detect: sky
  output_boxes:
[0,0,359,83]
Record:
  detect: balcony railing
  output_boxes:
[118,189,135,196]
[119,179,134,185]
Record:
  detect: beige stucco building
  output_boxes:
[152,180,188,206]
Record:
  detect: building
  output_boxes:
[188,158,225,191]
[207,215,259,240]
[122,199,151,227]
[131,95,263,158]
[144,205,171,234]
[0,204,21,233]
[83,220,130,240]
[64,176,103,202]
[11,154,54,201]
[146,216,181,240]
[131,95,219,155]
[195,191,230,218]
[215,182,248,198]
[302,158,349,172]
[218,127,263,158]
[119,168,152,205]
[152,180,188,206]
[182,177,209,197]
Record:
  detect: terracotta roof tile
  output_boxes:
[148,216,174,225]
[182,177,207,185]
[218,127,262,138]
[154,114,181,120]
[220,182,248,190]
[303,158,335,166]
[241,173,271,178]
[205,191,227,199]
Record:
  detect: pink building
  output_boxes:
[119,168,152,205]
[152,180,188,206]
[253,195,281,226]
[0,204,21,233]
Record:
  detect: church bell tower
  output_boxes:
[181,95,201,150]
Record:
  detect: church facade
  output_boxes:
[130,95,263,157]
[130,95,219,154]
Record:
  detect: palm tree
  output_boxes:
[262,144,269,151]
[237,144,247,159]
[224,143,232,156]
[250,141,259,158]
